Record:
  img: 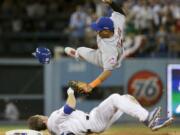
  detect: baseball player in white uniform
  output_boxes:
[28,88,173,135]
[65,0,140,93]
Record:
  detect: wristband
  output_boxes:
[63,104,75,114]
[89,78,102,88]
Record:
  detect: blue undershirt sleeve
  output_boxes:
[63,104,75,115]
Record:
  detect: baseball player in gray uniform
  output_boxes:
[65,0,140,93]
[28,88,173,135]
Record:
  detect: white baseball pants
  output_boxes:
[88,94,149,131]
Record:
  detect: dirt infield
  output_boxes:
[99,125,180,135]
[101,130,180,135]
[101,132,180,135]
[41,125,180,135]
[1,124,180,135]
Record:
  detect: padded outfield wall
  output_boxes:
[44,58,180,122]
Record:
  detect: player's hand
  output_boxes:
[67,88,74,95]
[102,0,112,4]
[32,47,51,64]
[68,80,93,94]
[83,84,93,93]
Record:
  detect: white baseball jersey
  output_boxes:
[47,107,106,135]
[47,108,89,135]
[47,94,148,135]
[76,11,126,71]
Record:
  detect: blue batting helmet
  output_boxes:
[33,47,51,64]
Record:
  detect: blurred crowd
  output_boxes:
[0,0,73,32]
[125,0,180,57]
[0,0,179,57]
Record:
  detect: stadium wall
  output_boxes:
[44,58,180,122]
[0,58,179,123]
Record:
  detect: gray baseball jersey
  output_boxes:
[76,11,126,70]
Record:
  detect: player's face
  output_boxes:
[98,30,114,38]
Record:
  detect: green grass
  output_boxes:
[0,125,26,130]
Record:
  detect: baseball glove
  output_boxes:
[68,80,93,94]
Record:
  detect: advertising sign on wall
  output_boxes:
[167,64,180,117]
[128,70,163,107]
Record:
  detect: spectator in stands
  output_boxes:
[161,4,175,32]
[169,1,180,20]
[144,27,157,57]
[155,25,168,57]
[130,0,152,34]
[175,19,180,33]
[148,0,162,29]
[93,0,109,17]
[83,1,98,48]
[1,0,14,16]
[4,99,20,121]
[68,5,87,47]
[12,19,22,32]
[26,0,46,18]
[168,25,180,57]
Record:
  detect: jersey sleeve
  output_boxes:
[47,107,69,131]
[55,106,73,121]
[111,11,125,24]
[63,104,75,115]
[110,11,125,34]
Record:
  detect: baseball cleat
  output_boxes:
[64,47,76,58]
[151,117,174,131]
[144,107,161,128]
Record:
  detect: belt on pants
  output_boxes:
[86,115,89,120]
[85,115,92,134]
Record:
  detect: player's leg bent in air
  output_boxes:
[65,47,103,68]
[89,93,174,131]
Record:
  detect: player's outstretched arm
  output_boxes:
[102,0,126,16]
[66,88,76,109]
[68,70,112,94]
[89,70,112,89]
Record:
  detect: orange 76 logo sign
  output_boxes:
[128,70,163,107]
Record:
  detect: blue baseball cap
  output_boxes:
[91,17,114,32]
